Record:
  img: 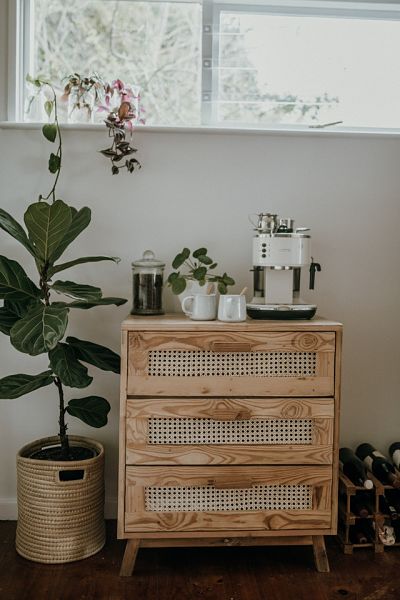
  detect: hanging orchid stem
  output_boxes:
[43,82,62,203]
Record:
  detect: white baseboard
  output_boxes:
[0,496,118,520]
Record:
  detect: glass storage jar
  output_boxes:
[131,250,165,315]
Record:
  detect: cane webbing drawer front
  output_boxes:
[124,466,332,533]
[127,331,335,396]
[125,398,334,465]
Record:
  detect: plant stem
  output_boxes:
[42,83,62,203]
[54,377,70,457]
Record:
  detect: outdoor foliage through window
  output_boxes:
[29,0,400,129]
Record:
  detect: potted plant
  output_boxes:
[167,247,235,308]
[0,76,127,563]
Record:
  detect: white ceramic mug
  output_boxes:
[182,294,217,321]
[218,294,247,322]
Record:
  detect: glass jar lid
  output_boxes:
[132,250,165,268]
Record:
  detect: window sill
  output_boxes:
[1,121,400,139]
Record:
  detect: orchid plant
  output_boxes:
[98,79,144,175]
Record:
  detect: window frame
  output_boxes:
[7,0,400,133]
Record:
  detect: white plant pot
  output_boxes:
[172,280,216,312]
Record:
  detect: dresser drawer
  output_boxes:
[124,466,332,533]
[127,331,335,397]
[125,397,334,465]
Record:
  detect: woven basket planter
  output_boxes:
[16,435,105,564]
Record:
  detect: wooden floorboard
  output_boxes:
[0,521,399,600]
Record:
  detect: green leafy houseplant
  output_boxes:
[0,76,127,460]
[167,248,235,295]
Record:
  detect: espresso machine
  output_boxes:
[246,213,321,319]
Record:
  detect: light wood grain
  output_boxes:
[120,539,139,576]
[117,330,129,540]
[125,397,334,465]
[312,535,330,572]
[140,535,314,548]
[122,314,342,332]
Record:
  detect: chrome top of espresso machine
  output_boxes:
[246,212,321,320]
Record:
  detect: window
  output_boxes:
[12,0,400,131]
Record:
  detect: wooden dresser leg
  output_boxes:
[312,536,330,573]
[120,539,140,576]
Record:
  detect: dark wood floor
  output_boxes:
[1,521,399,600]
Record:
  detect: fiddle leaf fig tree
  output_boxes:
[0,77,127,459]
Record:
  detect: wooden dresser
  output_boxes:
[118,315,342,575]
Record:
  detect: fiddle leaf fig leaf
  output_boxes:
[48,256,120,278]
[10,304,69,356]
[0,371,54,399]
[51,280,102,302]
[4,297,42,318]
[66,396,111,428]
[193,248,207,259]
[0,307,20,335]
[51,207,91,262]
[24,200,72,264]
[66,337,120,374]
[0,209,35,257]
[49,343,93,388]
[64,297,127,310]
[0,256,41,301]
[42,123,57,143]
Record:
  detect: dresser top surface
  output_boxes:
[122,314,342,332]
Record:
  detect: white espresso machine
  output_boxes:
[246,212,321,320]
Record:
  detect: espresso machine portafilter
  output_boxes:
[247,212,321,320]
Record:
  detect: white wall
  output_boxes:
[0,125,400,517]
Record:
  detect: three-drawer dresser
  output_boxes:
[118,315,342,575]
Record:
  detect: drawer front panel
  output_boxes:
[124,466,332,533]
[126,398,334,465]
[127,331,335,396]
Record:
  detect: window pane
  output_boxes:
[218,11,400,128]
[32,0,202,125]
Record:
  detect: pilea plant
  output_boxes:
[167,248,235,295]
[0,76,127,460]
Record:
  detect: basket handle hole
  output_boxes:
[59,469,85,482]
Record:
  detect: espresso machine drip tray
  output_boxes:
[246,303,317,320]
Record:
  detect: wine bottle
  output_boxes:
[389,442,400,470]
[356,443,400,488]
[379,494,398,520]
[339,447,373,489]
[351,493,375,518]
[349,521,374,544]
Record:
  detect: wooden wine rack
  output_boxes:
[337,470,400,553]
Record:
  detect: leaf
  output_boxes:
[0,307,20,335]
[0,371,54,399]
[4,297,41,318]
[0,208,35,256]
[24,200,72,264]
[193,248,208,259]
[223,274,235,286]
[171,277,186,295]
[48,153,61,174]
[49,343,93,388]
[0,256,41,301]
[218,281,227,295]
[44,100,54,117]
[192,266,207,281]
[51,207,91,263]
[47,256,120,278]
[167,272,179,284]
[197,255,213,265]
[66,396,111,428]
[51,280,102,302]
[10,304,69,356]
[209,263,218,269]
[42,123,57,143]
[66,337,120,373]
[26,74,41,88]
[65,296,127,310]
[172,248,190,269]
